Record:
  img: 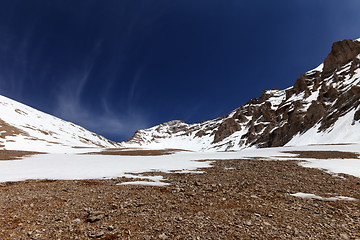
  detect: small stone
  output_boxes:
[244,220,252,226]
[340,233,350,240]
[73,218,81,224]
[263,221,271,227]
[86,211,105,223]
[89,231,104,238]
[158,233,168,239]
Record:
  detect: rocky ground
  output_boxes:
[0,156,359,239]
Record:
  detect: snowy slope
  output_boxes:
[0,95,119,152]
[122,38,360,151]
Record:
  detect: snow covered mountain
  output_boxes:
[123,38,360,151]
[0,95,119,153]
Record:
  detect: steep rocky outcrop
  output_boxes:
[323,39,360,74]
[123,38,360,151]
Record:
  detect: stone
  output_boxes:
[158,233,168,239]
[86,211,105,223]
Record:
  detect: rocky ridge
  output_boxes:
[123,39,360,151]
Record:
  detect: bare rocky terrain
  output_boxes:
[0,154,359,239]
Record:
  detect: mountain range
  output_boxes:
[122,38,360,151]
[1,38,360,152]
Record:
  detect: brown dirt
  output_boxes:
[0,150,45,160]
[85,149,189,156]
[0,159,359,239]
[283,151,359,159]
[0,119,29,139]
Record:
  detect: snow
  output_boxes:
[0,95,118,153]
[290,192,358,201]
[0,152,214,182]
[310,63,323,72]
[118,181,170,187]
[300,159,360,178]
[117,174,170,186]
[0,143,359,182]
[287,109,360,146]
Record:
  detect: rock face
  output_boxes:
[323,39,360,74]
[123,38,360,151]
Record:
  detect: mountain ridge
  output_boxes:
[0,94,120,153]
[122,38,360,151]
[1,38,360,153]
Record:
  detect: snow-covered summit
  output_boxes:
[122,38,360,151]
[0,95,119,153]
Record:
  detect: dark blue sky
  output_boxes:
[0,0,359,141]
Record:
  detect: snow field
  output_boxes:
[0,144,359,183]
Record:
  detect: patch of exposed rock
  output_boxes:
[323,39,360,74]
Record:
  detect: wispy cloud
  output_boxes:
[0,18,38,100]
[54,51,148,141]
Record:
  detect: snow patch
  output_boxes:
[290,192,358,201]
[118,181,170,187]
[117,174,169,186]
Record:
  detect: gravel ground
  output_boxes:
[0,158,359,239]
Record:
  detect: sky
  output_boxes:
[0,0,359,142]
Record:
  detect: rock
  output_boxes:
[86,211,105,223]
[213,118,241,143]
[73,218,81,224]
[158,233,168,239]
[89,231,105,239]
[293,76,309,94]
[354,108,360,121]
[339,233,350,240]
[323,39,360,74]
[263,221,271,227]
[194,181,202,186]
[244,220,252,226]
